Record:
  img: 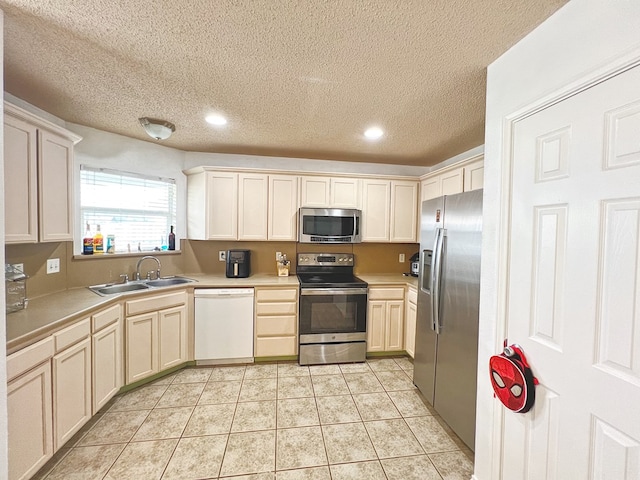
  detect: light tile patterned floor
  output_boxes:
[34,357,474,480]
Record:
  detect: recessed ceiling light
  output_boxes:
[364,126,384,140]
[205,114,227,126]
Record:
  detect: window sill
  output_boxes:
[72,250,182,260]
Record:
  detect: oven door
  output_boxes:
[299,287,367,343]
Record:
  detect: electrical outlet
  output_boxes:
[219,251,226,262]
[399,253,405,263]
[276,251,282,261]
[46,258,60,274]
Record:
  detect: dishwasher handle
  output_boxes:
[194,288,254,297]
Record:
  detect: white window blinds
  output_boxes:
[80,166,177,253]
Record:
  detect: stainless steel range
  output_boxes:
[297,253,368,365]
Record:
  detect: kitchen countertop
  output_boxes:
[358,273,418,288]
[6,272,416,354]
[6,273,299,354]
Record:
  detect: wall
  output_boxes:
[476,2,640,479]
[0,10,8,479]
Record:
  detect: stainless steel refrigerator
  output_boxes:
[413,189,482,450]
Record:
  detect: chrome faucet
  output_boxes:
[135,256,161,281]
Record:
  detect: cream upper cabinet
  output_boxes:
[361,179,391,242]
[4,115,38,243]
[4,103,80,244]
[390,180,418,242]
[187,171,238,240]
[268,175,298,241]
[300,176,330,207]
[300,176,360,208]
[421,167,464,201]
[420,157,484,202]
[463,158,484,192]
[330,177,360,208]
[238,173,268,240]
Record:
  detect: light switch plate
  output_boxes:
[399,254,405,263]
[47,258,60,274]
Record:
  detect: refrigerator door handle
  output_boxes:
[432,227,446,334]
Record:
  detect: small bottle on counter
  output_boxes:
[106,234,115,253]
[93,225,104,254]
[168,225,176,250]
[82,223,94,255]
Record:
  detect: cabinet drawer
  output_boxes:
[54,318,90,352]
[255,288,297,302]
[126,290,187,316]
[255,302,297,316]
[7,337,54,382]
[92,304,122,332]
[255,336,297,357]
[256,315,297,336]
[368,288,404,301]
[407,287,417,304]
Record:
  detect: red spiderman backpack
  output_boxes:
[489,342,539,413]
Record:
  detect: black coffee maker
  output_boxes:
[226,250,251,278]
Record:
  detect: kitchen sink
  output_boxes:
[89,276,196,296]
[90,282,150,296]
[144,277,196,287]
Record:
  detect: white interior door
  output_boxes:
[503,64,640,478]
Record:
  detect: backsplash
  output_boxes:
[6,240,418,299]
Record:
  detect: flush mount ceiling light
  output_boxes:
[138,117,176,140]
[364,126,384,140]
[205,114,228,126]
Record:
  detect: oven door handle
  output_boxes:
[300,288,368,296]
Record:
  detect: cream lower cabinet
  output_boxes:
[91,304,123,413]
[367,287,405,352]
[254,287,298,357]
[404,286,418,358]
[51,318,92,451]
[7,338,54,480]
[125,290,188,384]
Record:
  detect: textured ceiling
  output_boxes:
[2,1,566,167]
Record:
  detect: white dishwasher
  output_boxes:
[194,288,254,364]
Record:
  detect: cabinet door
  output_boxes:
[300,176,330,207]
[8,362,53,480]
[38,130,74,242]
[126,312,158,384]
[158,305,188,371]
[463,158,484,192]
[206,171,238,239]
[404,299,417,358]
[366,300,386,352]
[52,337,92,450]
[361,179,391,242]
[385,301,405,351]
[92,321,123,413]
[390,180,418,242]
[238,173,268,240]
[268,175,299,241]
[4,115,38,243]
[421,177,441,202]
[330,178,360,208]
[440,168,464,196]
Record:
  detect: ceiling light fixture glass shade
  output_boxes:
[138,117,176,140]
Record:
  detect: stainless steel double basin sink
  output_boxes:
[89,276,196,296]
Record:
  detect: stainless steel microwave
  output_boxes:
[298,208,362,243]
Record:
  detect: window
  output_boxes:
[80,166,177,253]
